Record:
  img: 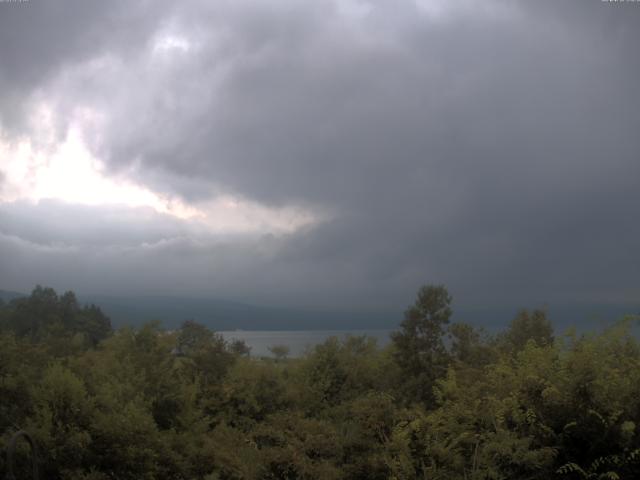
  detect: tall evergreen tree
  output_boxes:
[391,284,452,405]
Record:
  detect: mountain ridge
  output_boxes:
[1,288,637,332]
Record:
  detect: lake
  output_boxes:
[219,329,393,357]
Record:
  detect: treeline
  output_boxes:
[1,285,639,479]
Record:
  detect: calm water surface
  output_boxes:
[219,329,393,357]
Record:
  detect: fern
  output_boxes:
[557,462,588,478]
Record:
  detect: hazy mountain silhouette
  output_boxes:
[0,289,25,303]
[1,289,636,332]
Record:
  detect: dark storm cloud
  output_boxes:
[0,0,176,133]
[0,0,639,312]
[0,200,188,248]
[0,200,283,300]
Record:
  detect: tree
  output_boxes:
[500,308,554,353]
[176,319,214,355]
[59,290,80,329]
[9,285,60,340]
[176,320,234,395]
[229,339,252,357]
[77,304,112,346]
[448,322,497,368]
[391,284,452,405]
[268,344,290,362]
[448,322,479,364]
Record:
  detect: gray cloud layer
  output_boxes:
[1,0,639,314]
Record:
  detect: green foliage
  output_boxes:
[499,308,554,353]
[268,345,291,361]
[1,286,638,480]
[391,284,452,405]
[1,286,111,348]
[220,358,289,428]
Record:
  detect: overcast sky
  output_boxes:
[0,0,638,315]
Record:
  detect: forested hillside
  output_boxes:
[1,285,639,479]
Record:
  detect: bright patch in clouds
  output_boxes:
[152,34,194,55]
[414,0,517,21]
[0,105,320,235]
[0,125,199,218]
